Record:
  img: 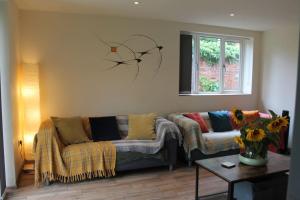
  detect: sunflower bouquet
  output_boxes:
[232,108,288,161]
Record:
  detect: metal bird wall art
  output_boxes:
[98,34,164,79]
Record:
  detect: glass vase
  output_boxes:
[239,146,268,166]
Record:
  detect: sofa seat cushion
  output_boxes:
[61,141,116,176]
[201,130,240,154]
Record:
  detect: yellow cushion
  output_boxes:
[127,113,157,140]
[51,117,90,145]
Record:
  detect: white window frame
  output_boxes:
[191,33,246,95]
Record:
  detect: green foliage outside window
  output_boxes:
[199,76,219,92]
[199,38,240,66]
[225,41,240,64]
[199,38,221,66]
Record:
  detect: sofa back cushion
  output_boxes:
[208,111,233,132]
[230,110,260,129]
[51,117,91,145]
[89,116,121,141]
[82,117,92,139]
[183,113,209,133]
[259,112,272,119]
[116,115,129,138]
[127,113,156,140]
[199,112,213,131]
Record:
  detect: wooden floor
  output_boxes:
[7,166,228,200]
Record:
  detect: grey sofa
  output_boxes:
[168,112,240,166]
[34,116,181,185]
[114,116,181,171]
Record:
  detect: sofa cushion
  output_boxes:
[183,113,209,133]
[230,110,260,129]
[199,112,213,131]
[259,112,272,119]
[116,115,129,138]
[89,116,121,141]
[51,116,90,145]
[127,113,156,140]
[208,111,233,132]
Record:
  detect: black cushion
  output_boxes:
[89,116,121,141]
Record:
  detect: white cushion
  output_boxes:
[199,112,213,131]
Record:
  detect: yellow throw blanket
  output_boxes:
[34,119,116,186]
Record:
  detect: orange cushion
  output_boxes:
[243,110,260,119]
[184,113,209,133]
[231,110,260,129]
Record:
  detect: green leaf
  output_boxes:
[199,37,240,66]
[268,110,278,119]
[199,76,219,92]
[268,134,280,147]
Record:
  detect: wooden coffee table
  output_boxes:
[195,152,290,200]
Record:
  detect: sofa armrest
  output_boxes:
[34,119,66,185]
[167,114,203,159]
[164,136,178,170]
[36,119,65,152]
[155,117,182,170]
[155,117,182,143]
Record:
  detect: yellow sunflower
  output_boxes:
[232,108,244,125]
[234,136,245,149]
[246,128,266,142]
[267,117,289,133]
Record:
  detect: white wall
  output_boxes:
[260,25,300,147]
[0,0,23,187]
[20,11,262,120]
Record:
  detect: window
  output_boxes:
[179,32,254,95]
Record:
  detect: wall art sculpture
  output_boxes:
[98,34,164,79]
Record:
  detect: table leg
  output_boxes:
[195,164,199,200]
[227,182,234,200]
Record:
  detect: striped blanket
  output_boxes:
[168,113,240,159]
[112,117,182,154]
[168,113,203,158]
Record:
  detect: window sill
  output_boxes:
[179,93,252,96]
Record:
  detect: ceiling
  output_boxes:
[16,0,300,31]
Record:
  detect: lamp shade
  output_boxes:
[22,63,40,160]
